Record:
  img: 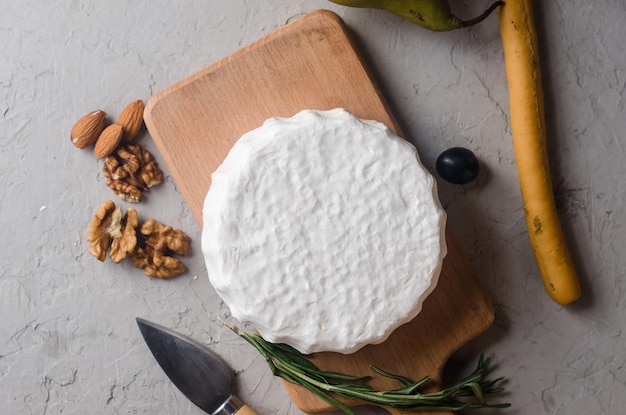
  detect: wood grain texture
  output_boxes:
[144,10,493,414]
[235,405,258,415]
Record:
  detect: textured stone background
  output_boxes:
[2,0,625,414]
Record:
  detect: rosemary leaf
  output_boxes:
[315,370,371,383]
[369,365,419,386]
[224,323,511,413]
[298,380,357,415]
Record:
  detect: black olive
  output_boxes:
[435,147,480,185]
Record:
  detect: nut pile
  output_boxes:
[88,200,191,278]
[72,100,191,278]
[70,100,163,202]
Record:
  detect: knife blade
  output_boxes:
[136,318,257,415]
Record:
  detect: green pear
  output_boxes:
[329,0,503,32]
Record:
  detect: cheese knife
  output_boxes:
[136,318,257,415]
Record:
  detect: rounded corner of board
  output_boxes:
[143,95,158,124]
[311,9,345,23]
[143,89,172,128]
[292,9,347,30]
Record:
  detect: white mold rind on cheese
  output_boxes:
[202,109,447,354]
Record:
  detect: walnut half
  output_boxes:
[102,144,163,203]
[87,200,138,263]
[130,219,191,279]
[87,201,191,279]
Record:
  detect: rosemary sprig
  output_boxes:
[224,322,510,414]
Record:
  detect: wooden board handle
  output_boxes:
[234,404,257,415]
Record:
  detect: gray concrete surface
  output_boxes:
[2,1,625,414]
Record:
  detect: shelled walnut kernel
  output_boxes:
[102,144,163,202]
[130,219,191,279]
[87,201,190,278]
[87,200,138,263]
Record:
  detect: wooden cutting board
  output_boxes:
[144,10,493,415]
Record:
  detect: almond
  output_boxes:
[70,110,107,149]
[94,124,123,159]
[117,100,144,142]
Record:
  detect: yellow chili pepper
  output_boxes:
[498,0,581,304]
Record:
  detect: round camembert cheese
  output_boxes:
[202,109,447,354]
